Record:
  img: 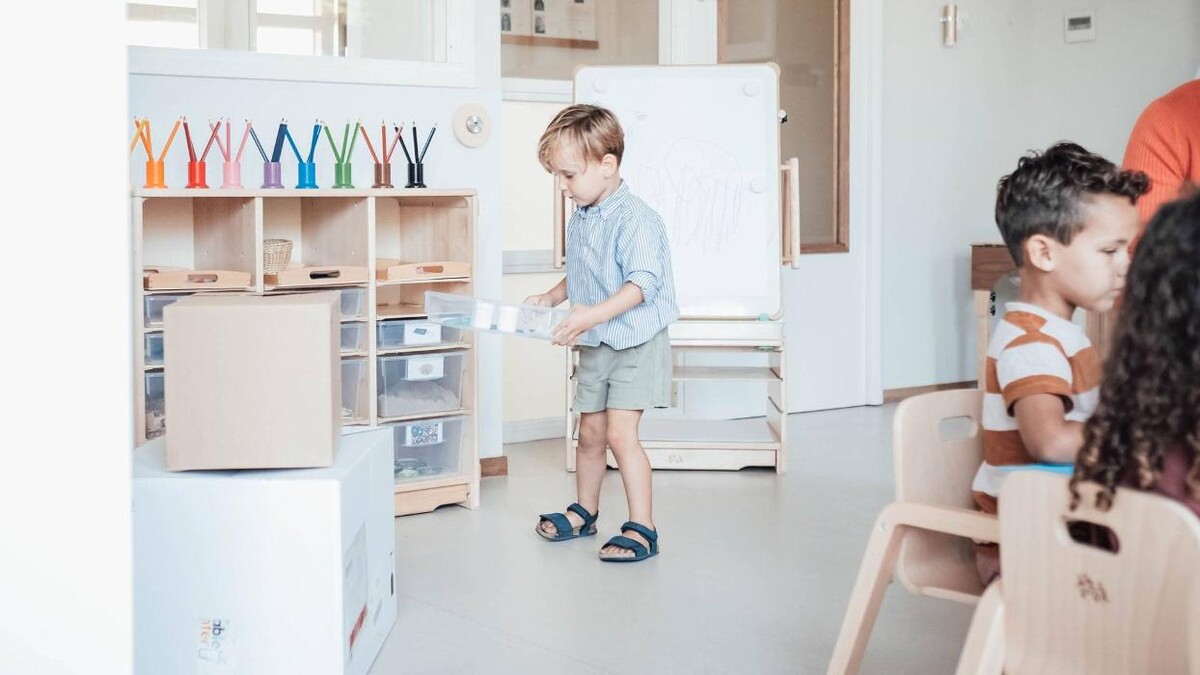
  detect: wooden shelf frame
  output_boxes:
[132,188,481,516]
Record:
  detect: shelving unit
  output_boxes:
[132,188,480,516]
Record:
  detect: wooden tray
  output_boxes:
[144,267,252,290]
[264,265,369,288]
[375,258,471,282]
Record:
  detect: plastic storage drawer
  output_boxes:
[144,332,164,366]
[376,319,460,350]
[144,371,165,440]
[377,351,466,418]
[144,294,189,327]
[340,322,366,354]
[341,357,367,422]
[423,291,598,346]
[388,416,465,482]
[340,287,366,319]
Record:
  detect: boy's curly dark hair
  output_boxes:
[1070,190,1200,511]
[995,142,1149,265]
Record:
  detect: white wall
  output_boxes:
[129,5,507,457]
[881,0,1200,390]
[3,3,133,672]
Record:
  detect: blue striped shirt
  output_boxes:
[566,180,679,350]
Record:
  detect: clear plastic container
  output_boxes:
[341,357,367,422]
[144,332,164,366]
[144,294,189,327]
[387,415,465,482]
[424,291,599,346]
[377,351,466,418]
[340,287,366,319]
[145,371,166,440]
[377,319,460,350]
[340,322,366,354]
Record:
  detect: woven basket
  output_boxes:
[263,239,293,275]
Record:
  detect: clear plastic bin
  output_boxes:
[341,357,367,422]
[144,294,189,327]
[377,319,460,350]
[387,416,465,482]
[340,287,366,319]
[377,351,466,418]
[424,291,599,346]
[145,371,166,440]
[340,323,366,354]
[144,332,164,366]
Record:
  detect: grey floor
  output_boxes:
[370,405,973,674]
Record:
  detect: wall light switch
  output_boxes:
[1064,10,1096,43]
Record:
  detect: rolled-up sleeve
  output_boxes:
[616,215,666,303]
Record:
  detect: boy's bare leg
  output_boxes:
[600,408,653,557]
[540,411,607,536]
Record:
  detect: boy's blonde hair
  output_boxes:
[537,104,624,172]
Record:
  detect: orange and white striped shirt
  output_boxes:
[972,302,1101,512]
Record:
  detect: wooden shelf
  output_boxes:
[133,188,477,199]
[393,473,471,494]
[377,342,472,357]
[376,304,426,320]
[340,350,370,358]
[375,276,470,287]
[673,366,781,381]
[378,408,472,425]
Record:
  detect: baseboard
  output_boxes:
[480,456,508,478]
[882,380,976,404]
[503,416,566,444]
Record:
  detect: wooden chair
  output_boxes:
[956,471,1200,674]
[828,389,1000,674]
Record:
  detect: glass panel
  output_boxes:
[126,0,443,63]
[501,0,657,80]
[720,0,846,250]
[256,26,317,56]
[256,0,318,16]
[127,19,199,50]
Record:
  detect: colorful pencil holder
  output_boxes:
[372,163,393,189]
[221,162,242,189]
[333,163,354,189]
[144,160,166,189]
[186,161,209,189]
[406,161,426,189]
[297,161,318,189]
[262,161,284,189]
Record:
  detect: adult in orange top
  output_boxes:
[1122,79,1200,229]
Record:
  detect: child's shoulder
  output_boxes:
[989,303,1090,360]
[615,188,664,224]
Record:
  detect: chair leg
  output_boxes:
[955,580,1005,675]
[826,508,910,675]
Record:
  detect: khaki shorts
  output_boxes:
[574,330,673,413]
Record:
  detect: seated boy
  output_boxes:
[972,142,1148,582]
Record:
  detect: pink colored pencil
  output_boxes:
[235,120,253,163]
[200,120,221,161]
[386,123,403,163]
[359,124,380,164]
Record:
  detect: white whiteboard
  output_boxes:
[575,65,782,318]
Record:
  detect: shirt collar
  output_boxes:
[581,180,630,219]
[1005,301,1082,334]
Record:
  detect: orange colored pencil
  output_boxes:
[157,118,182,163]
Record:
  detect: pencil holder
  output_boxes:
[186,161,208,189]
[297,161,318,189]
[221,162,242,189]
[144,160,166,189]
[406,161,426,189]
[372,162,393,189]
[262,161,284,189]
[333,162,354,189]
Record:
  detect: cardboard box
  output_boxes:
[164,292,340,471]
[133,429,397,675]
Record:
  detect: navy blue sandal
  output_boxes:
[599,521,659,562]
[536,502,599,541]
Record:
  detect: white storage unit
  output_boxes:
[132,429,397,675]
